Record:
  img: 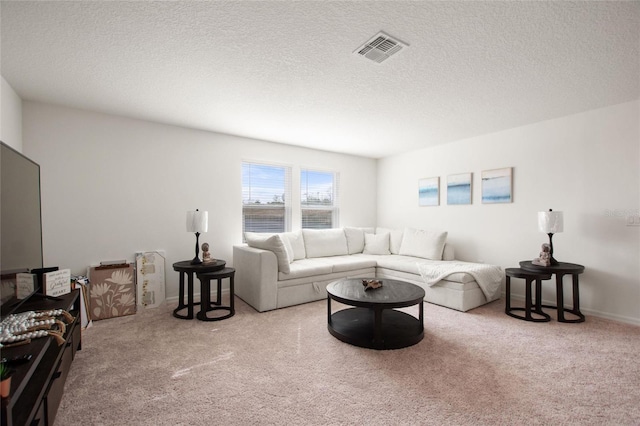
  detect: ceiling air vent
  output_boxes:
[354,31,408,64]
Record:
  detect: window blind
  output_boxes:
[242,162,291,234]
[301,169,339,229]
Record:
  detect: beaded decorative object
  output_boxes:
[0,309,75,347]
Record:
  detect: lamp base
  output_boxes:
[547,233,560,266]
[190,232,202,265]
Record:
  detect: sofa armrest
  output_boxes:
[233,244,279,312]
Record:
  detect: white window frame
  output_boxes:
[300,168,339,229]
[242,161,292,235]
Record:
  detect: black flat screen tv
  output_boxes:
[1,141,44,318]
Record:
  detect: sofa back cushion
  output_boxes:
[398,227,448,260]
[282,230,306,260]
[344,227,375,254]
[302,228,349,258]
[442,243,455,261]
[244,232,291,273]
[376,227,404,254]
[343,227,364,254]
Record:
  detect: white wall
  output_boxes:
[22,102,377,299]
[378,100,640,324]
[20,99,640,324]
[0,75,23,150]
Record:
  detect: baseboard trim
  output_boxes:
[165,290,639,326]
[165,289,640,326]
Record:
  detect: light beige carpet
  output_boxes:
[55,296,640,425]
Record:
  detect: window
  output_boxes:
[301,169,339,229]
[242,162,291,234]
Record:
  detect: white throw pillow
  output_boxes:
[244,232,291,273]
[344,227,365,254]
[376,227,404,254]
[302,228,349,258]
[282,230,306,260]
[398,227,448,260]
[277,233,295,263]
[363,233,391,255]
[442,243,455,261]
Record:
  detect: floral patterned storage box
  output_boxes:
[88,264,136,320]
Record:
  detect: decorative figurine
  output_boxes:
[532,243,551,267]
[201,242,213,264]
[362,279,383,291]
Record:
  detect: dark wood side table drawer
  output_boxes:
[45,343,73,425]
[71,319,81,358]
[31,401,46,426]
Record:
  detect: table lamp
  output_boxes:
[538,209,563,266]
[186,209,208,265]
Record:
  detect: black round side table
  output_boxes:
[196,268,235,321]
[520,261,586,323]
[505,268,552,322]
[172,260,225,320]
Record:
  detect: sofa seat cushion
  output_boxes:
[279,258,333,281]
[313,255,378,273]
[375,268,494,312]
[276,266,376,291]
[371,255,475,284]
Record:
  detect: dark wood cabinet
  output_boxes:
[1,290,81,426]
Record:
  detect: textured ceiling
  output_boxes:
[2,1,639,158]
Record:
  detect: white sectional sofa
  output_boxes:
[233,227,503,313]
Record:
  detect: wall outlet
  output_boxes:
[627,215,640,227]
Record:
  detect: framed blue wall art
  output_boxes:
[447,173,472,205]
[481,167,513,204]
[418,177,439,206]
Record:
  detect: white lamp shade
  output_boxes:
[538,210,563,233]
[186,210,208,233]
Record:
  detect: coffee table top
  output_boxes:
[327,278,425,309]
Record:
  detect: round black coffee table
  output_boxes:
[326,278,425,350]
